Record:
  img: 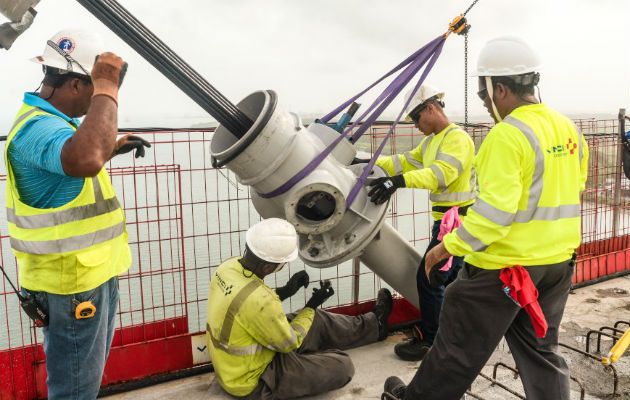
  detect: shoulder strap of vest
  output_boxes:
[219,279,262,344]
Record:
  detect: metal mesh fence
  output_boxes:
[0,118,627,398]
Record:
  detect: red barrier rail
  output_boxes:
[0,119,628,398]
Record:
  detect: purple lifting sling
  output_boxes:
[257,35,447,209]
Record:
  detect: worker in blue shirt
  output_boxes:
[5,29,149,400]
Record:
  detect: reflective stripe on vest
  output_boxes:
[393,150,424,175]
[456,224,487,252]
[430,164,447,189]
[465,116,582,228]
[6,105,126,255]
[458,116,584,251]
[209,279,268,356]
[435,152,463,175]
[9,108,40,132]
[429,126,477,202]
[10,221,126,255]
[429,127,457,190]
[421,135,431,155]
[209,277,303,355]
[393,154,403,175]
[7,178,120,229]
[393,151,424,175]
[207,323,263,356]
[403,151,423,169]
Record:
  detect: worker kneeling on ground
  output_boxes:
[5,30,150,399]
[382,36,589,400]
[363,84,476,361]
[206,218,393,399]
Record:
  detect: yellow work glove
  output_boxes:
[91,52,128,105]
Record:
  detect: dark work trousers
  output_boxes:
[243,309,379,400]
[404,260,574,400]
[417,220,464,344]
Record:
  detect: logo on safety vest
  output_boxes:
[566,138,578,155]
[57,38,75,54]
[546,138,578,158]
[215,271,233,296]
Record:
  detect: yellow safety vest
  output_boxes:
[443,104,589,269]
[206,257,314,397]
[376,123,477,220]
[5,104,131,294]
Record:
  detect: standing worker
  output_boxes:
[382,36,589,400]
[5,30,149,399]
[366,84,477,361]
[206,218,393,399]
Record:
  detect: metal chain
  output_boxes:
[463,0,481,16]
[464,32,468,128]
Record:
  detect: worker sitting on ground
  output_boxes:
[5,30,150,399]
[206,218,393,399]
[364,84,476,361]
[382,36,589,400]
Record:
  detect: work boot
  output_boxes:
[373,288,393,340]
[394,336,431,361]
[382,376,407,399]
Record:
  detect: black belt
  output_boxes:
[432,205,470,216]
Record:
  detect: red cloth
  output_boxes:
[499,265,548,338]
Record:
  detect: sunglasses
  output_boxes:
[408,105,426,124]
[477,88,488,101]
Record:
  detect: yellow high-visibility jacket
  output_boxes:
[443,104,589,269]
[376,123,477,220]
[5,104,131,294]
[206,257,315,397]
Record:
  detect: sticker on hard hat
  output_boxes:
[56,38,75,54]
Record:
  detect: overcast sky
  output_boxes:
[1,0,628,128]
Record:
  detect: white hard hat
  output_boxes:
[246,218,299,263]
[404,84,445,122]
[473,36,541,77]
[30,29,105,76]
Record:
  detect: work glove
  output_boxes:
[275,270,310,301]
[305,280,335,309]
[91,52,128,105]
[428,259,449,289]
[114,135,151,158]
[367,175,405,205]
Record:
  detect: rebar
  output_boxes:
[569,376,585,400]
[76,0,253,138]
[559,342,619,396]
[586,329,621,353]
[465,390,488,400]
[614,320,630,329]
[478,372,526,399]
[492,362,519,380]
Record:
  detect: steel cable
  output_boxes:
[77,0,252,137]
[88,0,247,131]
[99,0,240,117]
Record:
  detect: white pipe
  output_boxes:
[359,222,421,307]
[211,90,423,308]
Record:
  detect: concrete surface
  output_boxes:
[102,276,630,400]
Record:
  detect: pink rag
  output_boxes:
[437,207,462,271]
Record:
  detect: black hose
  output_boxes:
[76,0,252,138]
